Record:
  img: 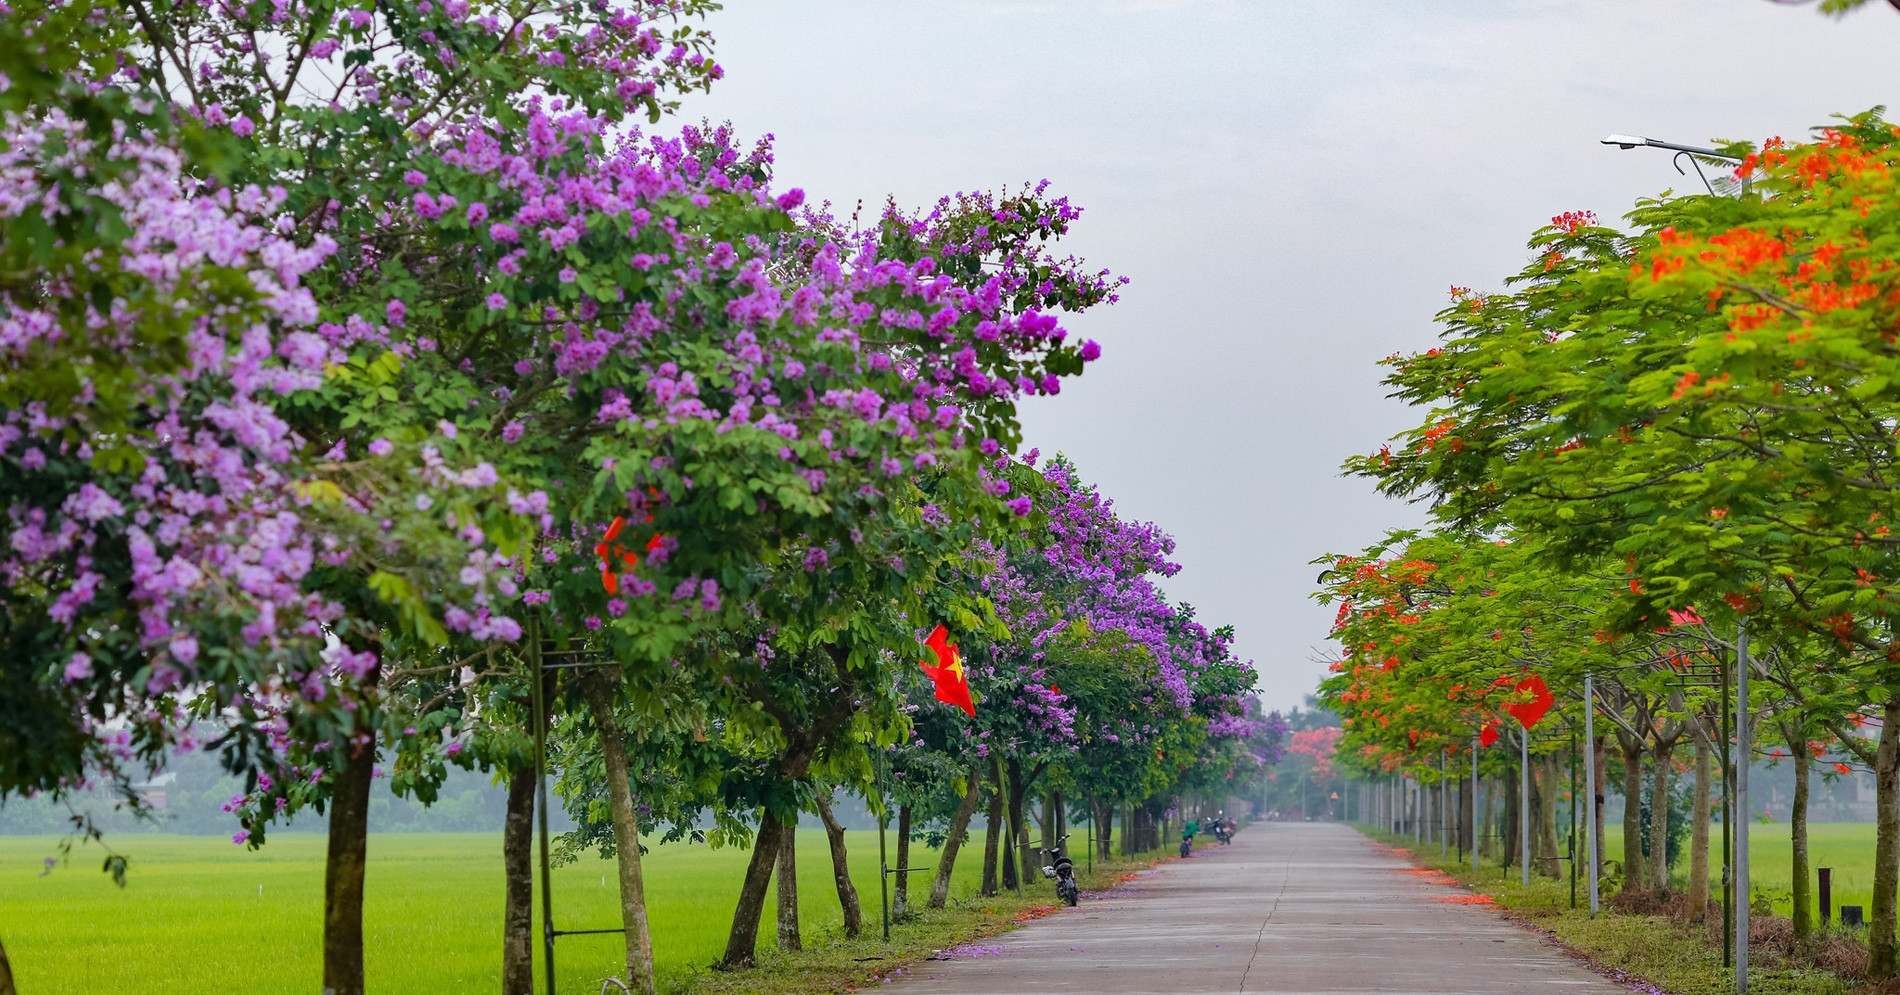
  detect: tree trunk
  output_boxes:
[893,804,912,918]
[719,811,787,969]
[1,934,17,995]
[502,763,536,995]
[1538,754,1561,877]
[1007,760,1031,888]
[1620,734,1647,893]
[1650,741,1674,894]
[1502,765,1519,870]
[322,726,376,995]
[1094,797,1114,860]
[776,809,800,952]
[1479,776,1492,859]
[579,672,656,993]
[1791,732,1812,944]
[981,757,1004,896]
[813,792,863,938]
[930,773,983,908]
[1593,736,1608,883]
[1870,697,1900,978]
[1689,729,1712,921]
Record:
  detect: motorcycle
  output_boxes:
[1212,822,1232,846]
[1038,834,1080,907]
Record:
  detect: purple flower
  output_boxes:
[1007,497,1033,516]
[385,298,406,326]
[559,267,577,283]
[488,222,518,243]
[63,653,93,684]
[776,188,806,211]
[402,169,427,187]
[502,420,525,443]
[466,202,489,225]
[368,438,393,457]
[486,292,508,310]
[232,830,251,845]
[1079,340,1102,361]
[231,115,255,138]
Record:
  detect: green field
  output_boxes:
[0,829,1004,995]
[1589,822,1876,919]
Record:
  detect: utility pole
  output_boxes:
[1736,622,1751,993]
[1584,672,1599,915]
[1471,732,1481,869]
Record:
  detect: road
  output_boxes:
[895,821,1625,994]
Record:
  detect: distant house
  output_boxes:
[131,771,178,812]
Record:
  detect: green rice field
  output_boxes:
[1583,822,1875,919]
[0,829,998,995]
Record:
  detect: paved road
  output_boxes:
[897,822,1624,994]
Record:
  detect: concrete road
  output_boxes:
[895,821,1624,994]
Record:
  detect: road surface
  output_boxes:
[896,821,1624,994]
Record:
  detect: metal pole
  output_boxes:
[1520,725,1531,888]
[879,812,891,941]
[1440,752,1449,859]
[1736,621,1751,994]
[1472,732,1481,870]
[1723,651,1733,967]
[531,626,556,995]
[1585,672,1600,915]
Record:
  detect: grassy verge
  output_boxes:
[1356,825,1862,995]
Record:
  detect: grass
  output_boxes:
[0,829,1158,995]
[1370,824,1862,995]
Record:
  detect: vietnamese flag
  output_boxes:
[594,517,635,594]
[918,625,976,717]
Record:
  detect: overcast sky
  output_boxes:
[686,1,1900,712]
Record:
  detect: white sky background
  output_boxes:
[683,1,1900,712]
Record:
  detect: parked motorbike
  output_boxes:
[1038,834,1079,907]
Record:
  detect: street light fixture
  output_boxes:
[1601,133,1747,196]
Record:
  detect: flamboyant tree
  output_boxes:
[1332,111,1900,974]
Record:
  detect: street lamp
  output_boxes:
[1600,133,1746,196]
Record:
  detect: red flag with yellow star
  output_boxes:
[919,625,975,717]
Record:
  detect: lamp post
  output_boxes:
[1583,672,1599,915]
[1736,622,1752,994]
[1600,133,1745,196]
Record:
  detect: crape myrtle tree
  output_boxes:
[2,2,1129,992]
[1334,113,1900,974]
[0,7,1288,995]
[967,454,1266,868]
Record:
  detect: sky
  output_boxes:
[683,0,1900,712]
